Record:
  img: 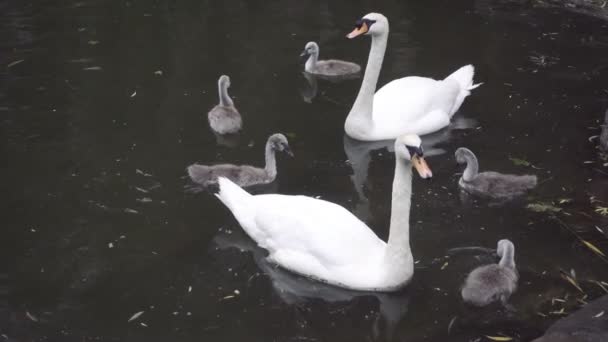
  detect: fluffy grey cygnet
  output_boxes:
[461,239,518,307]
[208,75,242,135]
[300,42,361,77]
[455,147,537,199]
[600,109,608,152]
[187,133,292,188]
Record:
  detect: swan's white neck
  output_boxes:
[218,81,234,107]
[264,141,277,181]
[345,31,388,140]
[304,51,318,73]
[382,156,414,286]
[462,151,479,182]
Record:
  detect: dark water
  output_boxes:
[3,0,608,341]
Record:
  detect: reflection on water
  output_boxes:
[3,0,608,341]
[212,229,410,341]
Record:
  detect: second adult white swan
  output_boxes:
[345,13,482,141]
[214,134,432,291]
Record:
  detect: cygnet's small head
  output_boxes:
[454,147,473,165]
[218,75,231,88]
[347,13,389,39]
[300,42,319,57]
[496,239,514,258]
[395,134,432,179]
[269,133,294,157]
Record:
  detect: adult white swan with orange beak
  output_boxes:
[214,134,431,291]
[345,13,482,141]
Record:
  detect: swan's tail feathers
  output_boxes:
[215,177,257,238]
[215,177,252,208]
[445,64,482,117]
[445,64,477,90]
[468,82,483,91]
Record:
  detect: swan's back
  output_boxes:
[461,171,537,198]
[312,60,361,76]
[371,77,460,137]
[461,264,518,306]
[208,105,242,134]
[251,194,385,261]
[188,163,266,188]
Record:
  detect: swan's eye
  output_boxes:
[363,19,376,28]
[406,145,423,157]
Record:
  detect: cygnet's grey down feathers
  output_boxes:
[600,109,608,152]
[461,239,518,307]
[208,75,242,135]
[187,133,292,188]
[455,147,537,199]
[301,42,361,77]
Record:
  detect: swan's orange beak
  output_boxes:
[347,22,368,39]
[412,155,432,179]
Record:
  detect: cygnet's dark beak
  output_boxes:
[285,146,294,157]
[299,50,309,58]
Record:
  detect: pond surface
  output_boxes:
[3,0,608,341]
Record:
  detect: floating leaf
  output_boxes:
[549,307,567,315]
[582,240,606,257]
[558,198,572,204]
[128,311,144,322]
[25,311,38,322]
[526,202,561,213]
[595,207,608,216]
[561,273,583,293]
[485,336,513,341]
[154,70,163,76]
[7,59,24,68]
[594,310,605,318]
[509,157,531,167]
[440,262,449,270]
[592,280,608,294]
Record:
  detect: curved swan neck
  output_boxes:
[462,150,479,182]
[264,140,277,180]
[499,244,516,269]
[346,30,389,135]
[218,80,234,107]
[305,51,318,73]
[384,156,413,269]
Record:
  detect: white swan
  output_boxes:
[345,13,482,141]
[214,134,432,291]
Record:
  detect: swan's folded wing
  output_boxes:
[373,77,439,123]
[373,76,463,134]
[251,194,386,267]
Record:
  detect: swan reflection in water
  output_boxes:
[211,228,410,341]
[344,116,478,219]
[299,71,361,104]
